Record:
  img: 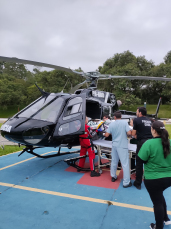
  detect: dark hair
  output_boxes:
[114,111,121,119]
[149,118,156,123]
[103,115,110,120]
[138,107,147,116]
[152,121,170,158]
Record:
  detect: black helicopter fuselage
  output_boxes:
[1,93,73,147]
[0,89,119,148]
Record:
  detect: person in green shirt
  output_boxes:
[138,121,171,229]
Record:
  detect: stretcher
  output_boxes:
[93,139,137,174]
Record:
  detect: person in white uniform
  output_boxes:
[104,111,132,188]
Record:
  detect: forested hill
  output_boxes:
[0,50,171,109]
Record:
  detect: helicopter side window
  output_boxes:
[63,97,83,121]
[65,103,81,116]
[58,120,81,136]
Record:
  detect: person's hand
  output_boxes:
[95,128,103,132]
[127,134,132,138]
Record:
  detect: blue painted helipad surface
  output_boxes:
[0,147,171,229]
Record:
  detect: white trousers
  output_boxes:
[110,146,130,186]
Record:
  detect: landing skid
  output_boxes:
[18,146,80,158]
[64,153,109,172]
[64,155,92,171]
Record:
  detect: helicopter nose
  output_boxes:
[0,129,23,144]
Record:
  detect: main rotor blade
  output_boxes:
[0,56,74,74]
[99,75,171,81]
[69,80,87,94]
[72,70,84,75]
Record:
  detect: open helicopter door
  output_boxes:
[53,93,86,137]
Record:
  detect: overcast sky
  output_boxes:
[1,0,171,72]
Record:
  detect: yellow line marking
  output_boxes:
[0,150,66,171]
[0,182,170,215]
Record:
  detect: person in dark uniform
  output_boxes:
[132,107,153,190]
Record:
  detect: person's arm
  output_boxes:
[132,129,136,137]
[103,123,112,138]
[127,130,132,137]
[87,126,93,138]
[125,122,132,137]
[104,132,110,138]
[136,155,147,164]
[132,119,137,137]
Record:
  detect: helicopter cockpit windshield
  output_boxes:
[17,94,64,123]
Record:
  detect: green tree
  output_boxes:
[98,51,155,106]
[3,62,29,79]
[145,63,171,104]
[0,62,34,108]
[164,50,171,64]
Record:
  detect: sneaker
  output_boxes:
[123,182,132,188]
[90,170,101,177]
[149,223,156,229]
[111,177,117,182]
[164,219,171,225]
[133,181,141,190]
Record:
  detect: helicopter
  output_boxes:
[0,56,171,159]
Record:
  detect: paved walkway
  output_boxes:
[0,119,18,146]
[0,134,18,147]
[0,118,7,123]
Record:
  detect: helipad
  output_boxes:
[0,147,171,229]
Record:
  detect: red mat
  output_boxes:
[65,159,136,189]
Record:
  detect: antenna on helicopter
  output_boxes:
[35,83,50,97]
[61,76,72,93]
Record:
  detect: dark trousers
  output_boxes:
[135,139,147,185]
[144,177,171,229]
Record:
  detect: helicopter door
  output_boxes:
[53,93,86,137]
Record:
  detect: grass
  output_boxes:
[0,105,25,118]
[165,124,171,137]
[120,104,171,119]
[0,145,25,156]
